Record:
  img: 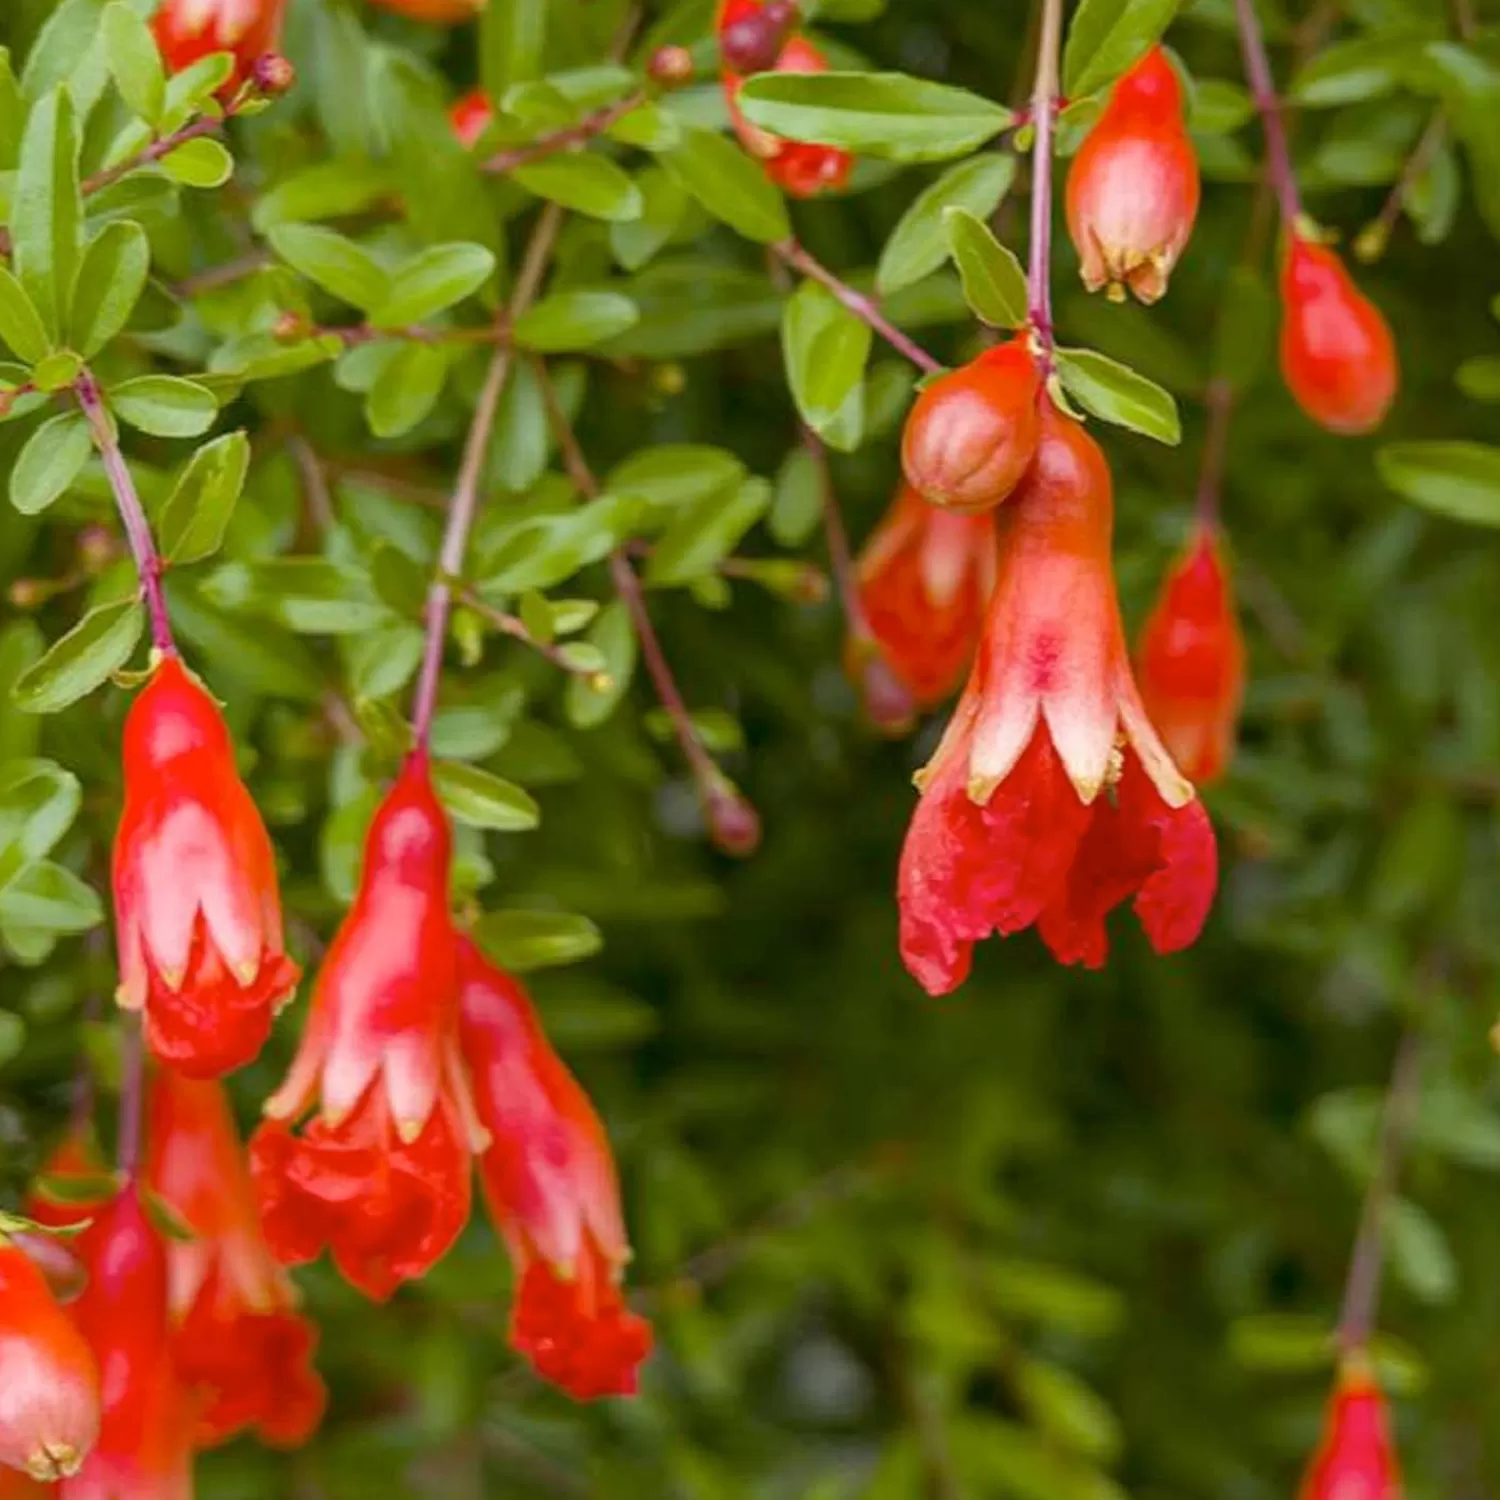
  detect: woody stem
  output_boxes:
[410,204,564,747]
[1025,0,1063,356]
[75,370,175,655]
[1233,0,1303,226]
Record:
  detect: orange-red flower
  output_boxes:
[458,941,652,1400]
[363,0,482,22]
[1066,46,1199,304]
[720,2,853,199]
[114,655,300,1080]
[0,1242,99,1483]
[251,752,485,1302]
[1136,524,1245,785]
[1299,1359,1401,1500]
[450,88,493,149]
[152,0,286,89]
[146,1071,325,1449]
[901,341,1043,514]
[898,400,1217,993]
[59,1187,194,1500]
[853,484,997,711]
[1279,235,1398,435]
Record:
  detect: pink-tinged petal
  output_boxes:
[381,1030,443,1144]
[1115,667,1194,808]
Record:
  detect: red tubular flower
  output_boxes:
[853,484,997,711]
[1065,46,1199,304]
[0,1242,99,1483]
[450,89,494,149]
[1299,1359,1401,1500]
[1135,524,1245,786]
[146,1072,325,1449]
[900,341,1043,514]
[114,655,300,1080]
[457,941,652,1400]
[251,753,485,1302]
[59,1188,194,1500]
[1279,235,1398,435]
[152,0,286,89]
[898,400,1218,994]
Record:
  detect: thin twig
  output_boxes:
[115,1017,144,1176]
[482,92,645,175]
[1025,0,1064,361]
[1234,0,1303,228]
[1195,378,1235,528]
[84,114,227,197]
[457,587,608,679]
[170,249,273,299]
[1358,112,1446,261]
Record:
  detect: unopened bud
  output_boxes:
[271,310,308,343]
[252,53,297,98]
[1352,222,1387,264]
[705,775,762,858]
[8,579,44,610]
[719,0,798,74]
[77,526,116,574]
[648,45,695,88]
[862,653,918,738]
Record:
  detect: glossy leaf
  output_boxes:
[267,223,391,312]
[1063,0,1180,100]
[13,87,81,337]
[10,411,92,516]
[1054,346,1181,444]
[474,908,604,971]
[513,154,645,223]
[877,155,1017,296]
[945,207,1028,328]
[157,430,250,564]
[781,281,871,452]
[433,761,542,832]
[12,597,144,714]
[369,243,497,328]
[68,220,150,356]
[661,127,791,245]
[1378,441,1500,526]
[512,290,639,351]
[109,375,218,438]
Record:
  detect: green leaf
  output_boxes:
[369,243,497,329]
[1063,0,1180,100]
[944,207,1027,328]
[160,52,234,127]
[512,290,639,352]
[769,443,822,547]
[267,223,391,312]
[1013,1360,1121,1464]
[253,160,401,233]
[513,154,645,223]
[1189,80,1255,134]
[481,0,548,102]
[201,558,388,634]
[10,412,93,516]
[14,87,82,337]
[478,494,642,592]
[0,52,21,172]
[1211,265,1273,391]
[781,281,870,452]
[736,71,1013,164]
[565,597,635,729]
[1054,346,1181,444]
[432,761,541,832]
[1226,1315,1334,1372]
[474,908,603,972]
[157,430,250,565]
[877,155,1017,297]
[1378,441,1500,526]
[646,477,771,586]
[0,761,83,887]
[1385,1197,1457,1305]
[609,166,688,273]
[12,597,144,713]
[68,221,149,356]
[366,343,449,438]
[661,127,791,245]
[1457,355,1500,403]
[607,444,746,512]
[1290,32,1424,108]
[31,350,82,391]
[0,263,51,362]
[160,136,233,189]
[101,1,165,124]
[0,860,103,933]
[109,375,217,438]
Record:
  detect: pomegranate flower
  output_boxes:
[363,0,482,22]
[458,941,652,1400]
[152,0,286,89]
[59,1188,194,1500]
[853,484,997,711]
[1280,235,1398,435]
[1299,1358,1401,1500]
[1066,46,1200,304]
[0,1242,99,1482]
[450,88,494,149]
[898,400,1218,993]
[1136,524,1245,786]
[251,752,486,1302]
[114,655,300,1080]
[147,1071,325,1449]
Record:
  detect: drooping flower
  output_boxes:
[898,399,1218,993]
[251,752,486,1302]
[1136,524,1245,785]
[1065,45,1200,304]
[1299,1358,1401,1500]
[457,941,652,1400]
[113,654,300,1080]
[1279,235,1398,435]
[450,88,493,149]
[900,341,1043,514]
[59,1187,194,1500]
[146,1071,325,1449]
[720,3,853,199]
[0,1242,99,1483]
[852,484,997,711]
[151,0,286,89]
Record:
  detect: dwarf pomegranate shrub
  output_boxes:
[0,0,1497,1492]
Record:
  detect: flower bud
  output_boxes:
[272,311,309,343]
[901,341,1043,513]
[251,52,296,97]
[1299,1357,1400,1500]
[718,0,798,75]
[1065,47,1199,305]
[1279,235,1398,435]
[152,0,286,91]
[450,89,494,150]
[705,774,762,857]
[857,648,920,737]
[648,45,695,88]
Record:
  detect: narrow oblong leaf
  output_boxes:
[109,375,218,438]
[432,761,541,832]
[158,430,250,564]
[877,155,1017,297]
[368,243,497,329]
[512,154,645,223]
[1063,0,1180,99]
[944,207,1028,328]
[101,1,165,124]
[68,221,150,356]
[512,290,639,352]
[474,908,603,972]
[1054,346,1181,444]
[13,87,82,337]
[10,412,93,516]
[267,223,391,312]
[12,597,144,713]
[160,136,234,189]
[781,282,871,452]
[661,128,791,245]
[646,477,772,586]
[1377,441,1500,526]
[0,264,51,362]
[366,343,448,438]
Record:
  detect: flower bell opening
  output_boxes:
[1299,1359,1402,1500]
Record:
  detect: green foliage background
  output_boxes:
[2,0,1500,1495]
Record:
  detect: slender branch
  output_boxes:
[1357,112,1446,262]
[84,114,226,197]
[287,319,505,349]
[409,204,565,746]
[458,587,609,679]
[482,92,645,175]
[1195,378,1235,528]
[1025,0,1064,356]
[170,249,272,299]
[1233,0,1303,227]
[772,241,942,375]
[1336,1029,1425,1353]
[74,370,175,654]
[115,1016,144,1176]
